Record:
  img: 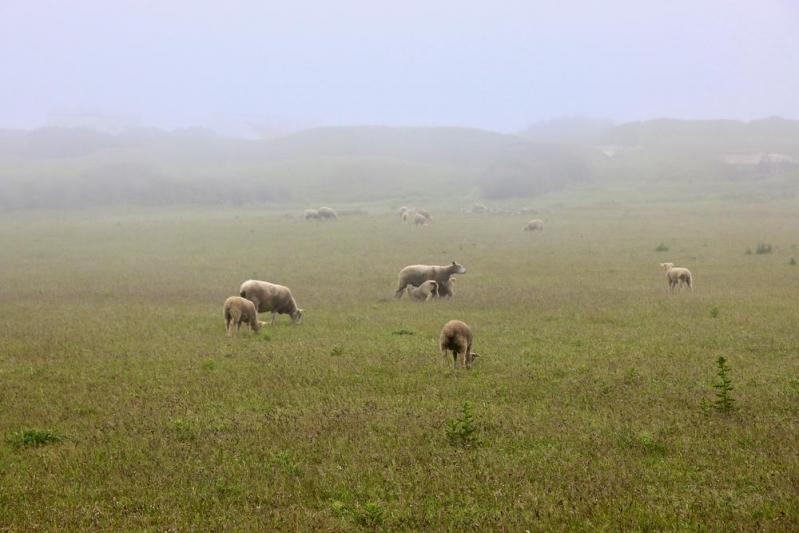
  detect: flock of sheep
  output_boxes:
[222,208,695,369]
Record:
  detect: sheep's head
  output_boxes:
[451,261,466,274]
[252,320,265,333]
[660,262,674,271]
[291,309,304,324]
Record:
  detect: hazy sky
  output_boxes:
[1,1,797,133]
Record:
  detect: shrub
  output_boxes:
[654,242,669,252]
[789,257,797,266]
[755,242,773,255]
[446,401,480,448]
[713,357,736,413]
[6,429,63,449]
[710,306,719,318]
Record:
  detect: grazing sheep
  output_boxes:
[395,261,466,298]
[223,296,262,336]
[405,280,439,301]
[415,208,432,220]
[524,219,544,231]
[660,263,694,292]
[414,212,430,226]
[438,275,456,298]
[304,209,320,220]
[317,206,338,220]
[239,280,304,324]
[439,320,479,368]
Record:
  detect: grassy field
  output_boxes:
[1,198,798,530]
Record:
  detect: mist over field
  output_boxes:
[2,1,799,530]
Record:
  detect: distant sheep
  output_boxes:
[439,319,479,368]
[395,261,466,298]
[438,275,456,298]
[239,280,304,324]
[414,212,430,226]
[660,263,694,292]
[406,280,439,301]
[524,219,544,232]
[304,209,320,220]
[415,208,432,220]
[317,207,338,220]
[223,296,263,336]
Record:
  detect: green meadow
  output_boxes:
[1,197,798,530]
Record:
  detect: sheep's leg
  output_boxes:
[395,284,406,298]
[225,318,232,337]
[270,312,277,325]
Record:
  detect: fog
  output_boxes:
[1,1,798,210]
[1,1,797,131]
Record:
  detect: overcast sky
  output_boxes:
[1,0,797,133]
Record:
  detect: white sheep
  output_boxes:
[395,261,466,298]
[405,280,439,301]
[239,280,304,324]
[439,320,479,368]
[523,219,544,232]
[304,209,320,220]
[223,296,263,336]
[317,207,338,220]
[660,263,694,292]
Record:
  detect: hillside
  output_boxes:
[0,126,587,210]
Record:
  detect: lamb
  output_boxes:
[304,209,320,220]
[439,320,479,368]
[223,296,263,336]
[524,219,544,231]
[405,280,439,301]
[239,280,304,324]
[660,263,694,292]
[395,261,466,298]
[438,275,456,298]
[317,207,338,220]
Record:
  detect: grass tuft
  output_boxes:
[6,429,63,450]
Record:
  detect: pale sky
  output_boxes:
[1,0,797,133]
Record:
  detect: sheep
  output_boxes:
[415,208,432,220]
[239,279,304,324]
[395,261,466,298]
[317,206,338,220]
[405,280,439,301]
[223,296,262,336]
[524,219,544,231]
[439,320,479,368]
[438,275,456,298]
[660,263,694,292]
[304,209,320,220]
[414,212,430,226]
[398,206,409,218]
